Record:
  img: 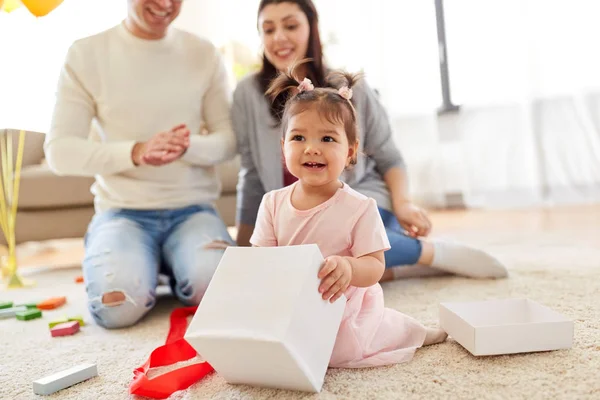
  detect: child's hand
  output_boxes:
[318,256,352,303]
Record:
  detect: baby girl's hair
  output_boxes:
[266,59,362,165]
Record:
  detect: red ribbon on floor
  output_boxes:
[129,306,214,399]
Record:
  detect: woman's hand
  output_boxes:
[318,256,353,303]
[394,202,432,238]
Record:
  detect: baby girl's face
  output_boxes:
[283,107,356,189]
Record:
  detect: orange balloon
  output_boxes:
[21,0,63,17]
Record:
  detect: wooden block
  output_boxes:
[68,316,85,326]
[74,275,84,283]
[16,309,42,321]
[50,321,80,337]
[0,306,27,319]
[37,297,66,310]
[15,302,40,309]
[32,363,98,395]
[0,301,13,309]
[49,317,70,329]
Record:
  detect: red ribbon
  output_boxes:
[129,306,214,399]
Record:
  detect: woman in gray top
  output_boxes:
[233,0,508,281]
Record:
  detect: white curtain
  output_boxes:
[0,0,126,133]
[314,0,600,209]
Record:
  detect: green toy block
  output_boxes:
[49,317,70,329]
[13,302,39,309]
[68,316,85,327]
[16,309,42,321]
[0,301,13,309]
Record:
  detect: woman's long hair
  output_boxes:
[257,0,327,123]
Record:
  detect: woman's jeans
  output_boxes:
[83,205,233,329]
[378,207,423,268]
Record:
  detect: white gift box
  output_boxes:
[439,298,574,356]
[184,244,345,393]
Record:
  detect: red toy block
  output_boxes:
[74,276,84,284]
[50,321,80,337]
[37,297,66,310]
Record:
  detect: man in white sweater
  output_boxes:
[45,0,236,329]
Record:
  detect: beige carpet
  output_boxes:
[1,206,599,399]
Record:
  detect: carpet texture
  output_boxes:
[1,206,599,399]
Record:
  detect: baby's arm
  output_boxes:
[347,250,385,287]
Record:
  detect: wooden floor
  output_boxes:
[10,204,600,270]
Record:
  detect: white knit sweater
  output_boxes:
[45,23,236,211]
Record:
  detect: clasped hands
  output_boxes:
[132,124,190,166]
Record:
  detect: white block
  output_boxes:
[0,306,26,319]
[440,298,573,356]
[184,245,345,393]
[33,363,98,395]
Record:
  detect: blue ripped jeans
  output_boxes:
[378,207,423,267]
[83,205,233,329]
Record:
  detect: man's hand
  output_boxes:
[132,124,190,166]
[394,202,432,238]
[318,256,353,303]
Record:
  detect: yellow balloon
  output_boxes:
[21,0,63,17]
[1,0,23,13]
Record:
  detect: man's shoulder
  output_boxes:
[172,28,219,55]
[71,25,118,49]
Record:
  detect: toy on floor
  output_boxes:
[33,363,98,396]
[51,321,80,337]
[0,305,26,318]
[48,315,85,329]
[17,302,39,309]
[0,301,13,309]
[68,315,85,326]
[16,308,42,321]
[37,296,66,310]
[48,317,70,329]
[74,275,84,283]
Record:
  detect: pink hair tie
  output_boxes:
[297,78,314,93]
[338,86,353,100]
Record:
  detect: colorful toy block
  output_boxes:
[0,301,13,309]
[37,297,66,310]
[16,309,42,321]
[74,276,84,283]
[48,317,70,329]
[33,363,98,395]
[0,306,27,319]
[50,321,80,337]
[68,316,85,326]
[14,302,40,309]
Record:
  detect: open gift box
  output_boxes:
[439,298,574,356]
[184,244,345,393]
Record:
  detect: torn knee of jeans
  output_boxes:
[202,240,230,250]
[178,279,193,297]
[102,291,126,306]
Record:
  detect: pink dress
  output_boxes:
[250,182,427,368]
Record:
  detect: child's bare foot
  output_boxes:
[423,327,448,346]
